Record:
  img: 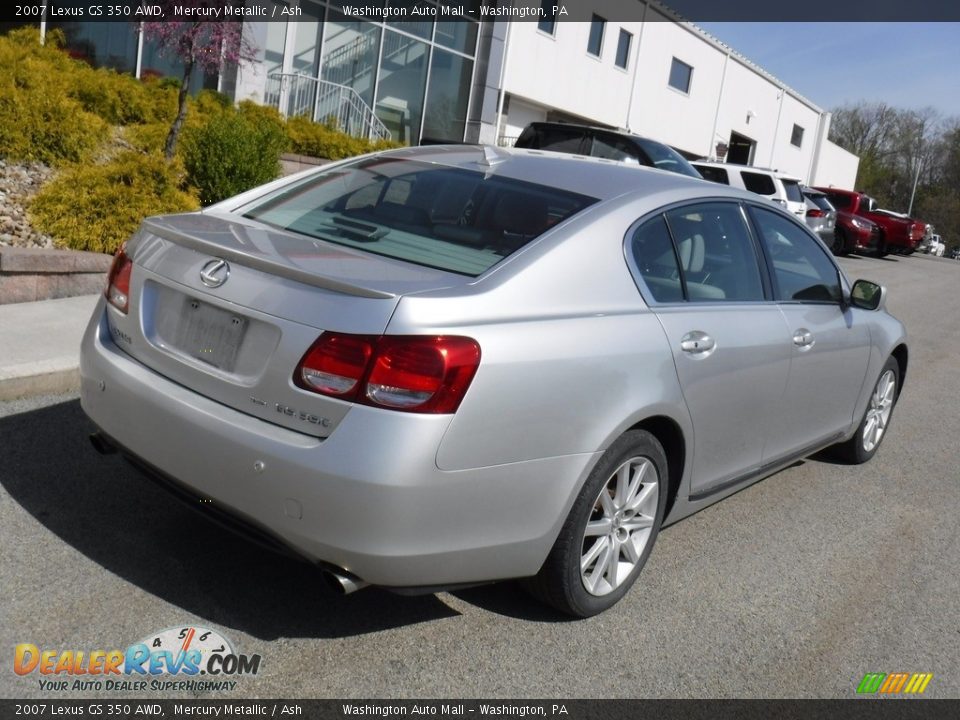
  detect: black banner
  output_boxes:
[1,700,958,720]
[2,0,960,24]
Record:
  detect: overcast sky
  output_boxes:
[695,23,960,120]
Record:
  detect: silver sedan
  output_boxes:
[80,146,907,617]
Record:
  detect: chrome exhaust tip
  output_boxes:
[89,432,117,456]
[323,569,369,595]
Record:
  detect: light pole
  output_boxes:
[907,157,922,217]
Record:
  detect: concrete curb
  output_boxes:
[0,294,99,402]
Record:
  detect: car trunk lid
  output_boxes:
[106,212,464,437]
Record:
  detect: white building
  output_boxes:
[483,4,858,187]
[38,0,859,187]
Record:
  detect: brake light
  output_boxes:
[295,333,481,414]
[104,244,133,314]
[806,208,825,218]
[296,333,373,397]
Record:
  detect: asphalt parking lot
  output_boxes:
[1,252,958,700]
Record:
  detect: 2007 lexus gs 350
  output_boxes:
[81,146,906,616]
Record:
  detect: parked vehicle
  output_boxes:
[80,146,907,617]
[514,122,702,178]
[814,188,925,256]
[691,160,806,222]
[925,234,945,257]
[801,187,838,253]
[950,247,960,260]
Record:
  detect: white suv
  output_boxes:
[691,161,806,221]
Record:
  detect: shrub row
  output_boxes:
[29,152,199,254]
[286,116,400,160]
[2,27,405,254]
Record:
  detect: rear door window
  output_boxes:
[630,203,767,303]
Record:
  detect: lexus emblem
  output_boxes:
[199,259,230,288]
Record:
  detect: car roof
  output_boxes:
[374,144,731,203]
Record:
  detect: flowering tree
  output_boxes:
[141,5,258,159]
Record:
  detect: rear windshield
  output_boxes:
[781,179,804,203]
[804,192,834,212]
[241,158,597,276]
[825,192,851,210]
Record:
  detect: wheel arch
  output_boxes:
[627,415,686,521]
[891,343,908,396]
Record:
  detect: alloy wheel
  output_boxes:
[862,369,896,453]
[580,456,659,596]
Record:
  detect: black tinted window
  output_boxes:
[518,126,584,154]
[696,165,730,185]
[740,171,776,196]
[825,192,851,210]
[751,207,842,303]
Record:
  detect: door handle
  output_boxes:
[793,328,815,349]
[680,331,715,354]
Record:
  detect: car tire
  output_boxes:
[523,430,668,617]
[833,356,899,464]
[830,229,844,256]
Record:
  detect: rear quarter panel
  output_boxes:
[383,194,695,472]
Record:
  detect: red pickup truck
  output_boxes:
[813,188,925,256]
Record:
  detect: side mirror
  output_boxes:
[850,279,885,311]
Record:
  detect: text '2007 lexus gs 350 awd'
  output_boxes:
[81,145,907,617]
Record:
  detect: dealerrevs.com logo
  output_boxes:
[856,672,934,695]
[14,626,261,693]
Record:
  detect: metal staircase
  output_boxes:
[265,72,391,142]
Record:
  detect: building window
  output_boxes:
[537,0,556,35]
[587,14,605,57]
[791,124,805,148]
[615,29,632,69]
[668,57,693,94]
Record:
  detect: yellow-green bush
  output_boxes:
[29,151,199,254]
[183,108,287,206]
[124,122,170,154]
[0,29,107,164]
[285,116,401,160]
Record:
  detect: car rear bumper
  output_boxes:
[80,299,596,587]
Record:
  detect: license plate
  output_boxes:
[172,298,248,371]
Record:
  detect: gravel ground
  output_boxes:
[0,160,54,249]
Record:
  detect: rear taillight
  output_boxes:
[295,333,481,414]
[104,244,133,314]
[297,333,373,397]
[806,208,825,218]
